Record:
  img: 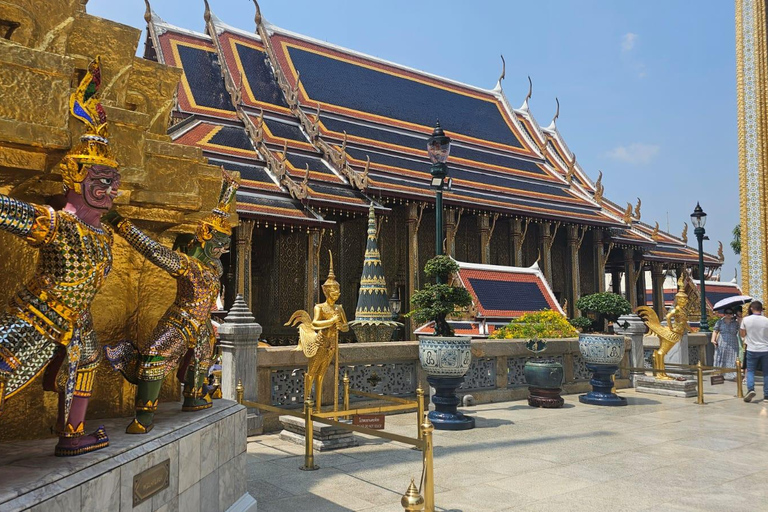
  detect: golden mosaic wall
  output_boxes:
[0,0,228,440]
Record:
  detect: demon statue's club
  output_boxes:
[0,57,121,456]
[105,170,239,434]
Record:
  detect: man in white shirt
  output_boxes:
[739,300,768,402]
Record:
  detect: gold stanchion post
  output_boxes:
[343,372,350,420]
[736,359,744,398]
[421,415,435,512]
[236,379,244,405]
[696,361,705,405]
[416,386,425,442]
[401,479,425,511]
[301,398,318,470]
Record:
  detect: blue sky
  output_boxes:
[88,0,739,278]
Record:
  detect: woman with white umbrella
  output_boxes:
[712,308,740,380]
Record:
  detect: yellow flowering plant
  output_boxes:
[489,310,578,339]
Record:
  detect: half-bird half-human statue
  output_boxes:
[104,169,239,433]
[0,57,121,456]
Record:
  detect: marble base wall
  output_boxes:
[0,400,256,512]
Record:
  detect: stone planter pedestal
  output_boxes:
[418,336,474,430]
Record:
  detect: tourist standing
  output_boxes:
[713,309,739,380]
[739,301,768,402]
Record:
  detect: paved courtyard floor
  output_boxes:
[246,380,768,511]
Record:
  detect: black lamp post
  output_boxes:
[427,121,451,272]
[691,203,709,332]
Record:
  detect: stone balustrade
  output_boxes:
[256,338,633,431]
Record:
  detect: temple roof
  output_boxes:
[646,279,743,308]
[142,4,722,270]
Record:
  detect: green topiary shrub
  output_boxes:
[569,316,593,331]
[489,310,578,339]
[406,255,473,337]
[575,292,632,332]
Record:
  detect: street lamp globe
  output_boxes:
[427,121,451,165]
[690,202,707,229]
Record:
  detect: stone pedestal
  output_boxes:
[614,314,647,387]
[0,400,256,512]
[219,294,263,436]
[635,375,697,397]
[527,387,564,408]
[427,376,476,430]
[279,415,358,451]
[579,364,627,406]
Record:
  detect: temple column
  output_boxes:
[236,219,255,312]
[406,203,420,337]
[651,262,666,319]
[624,248,638,308]
[611,270,622,295]
[306,227,321,311]
[510,218,524,266]
[445,209,456,258]
[567,225,581,317]
[593,230,607,293]
[539,222,554,285]
[479,215,491,264]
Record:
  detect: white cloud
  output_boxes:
[622,32,638,52]
[604,143,660,165]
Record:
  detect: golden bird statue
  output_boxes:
[636,276,689,379]
[285,251,348,412]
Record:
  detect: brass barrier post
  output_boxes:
[421,415,435,512]
[236,379,244,405]
[401,479,425,511]
[736,359,744,398]
[301,399,318,471]
[343,372,350,420]
[696,361,705,405]
[416,386,425,442]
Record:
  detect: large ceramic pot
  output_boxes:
[524,359,565,408]
[418,336,472,377]
[578,334,625,365]
[418,335,475,430]
[523,360,564,389]
[577,333,627,406]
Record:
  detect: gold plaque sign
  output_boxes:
[133,459,170,506]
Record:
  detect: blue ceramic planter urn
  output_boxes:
[524,359,565,408]
[577,334,627,406]
[418,336,475,430]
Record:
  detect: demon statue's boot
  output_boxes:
[125,379,163,434]
[0,58,121,456]
[181,363,213,412]
[104,169,239,431]
[54,368,109,457]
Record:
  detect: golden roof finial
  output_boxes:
[143,0,152,23]
[681,222,688,244]
[651,221,660,241]
[497,55,506,85]
[252,0,262,27]
[525,76,533,103]
[634,197,641,220]
[593,170,604,203]
[552,97,560,125]
[203,0,211,23]
[718,241,724,261]
[622,202,633,224]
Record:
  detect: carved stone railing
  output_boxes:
[256,338,632,431]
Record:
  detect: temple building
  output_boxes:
[142,2,723,342]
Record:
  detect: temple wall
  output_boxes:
[551,228,567,303]
[0,4,224,440]
[579,231,597,298]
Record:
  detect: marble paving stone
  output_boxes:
[247,478,296,503]
[178,429,201,493]
[81,467,119,512]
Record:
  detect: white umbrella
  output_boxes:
[712,295,752,312]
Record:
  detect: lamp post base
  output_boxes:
[427,376,475,430]
[579,364,627,406]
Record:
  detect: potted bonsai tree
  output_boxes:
[574,292,632,406]
[407,255,474,430]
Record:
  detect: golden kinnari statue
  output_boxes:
[285,251,349,412]
[636,276,689,380]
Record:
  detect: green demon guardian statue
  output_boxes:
[105,169,239,433]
